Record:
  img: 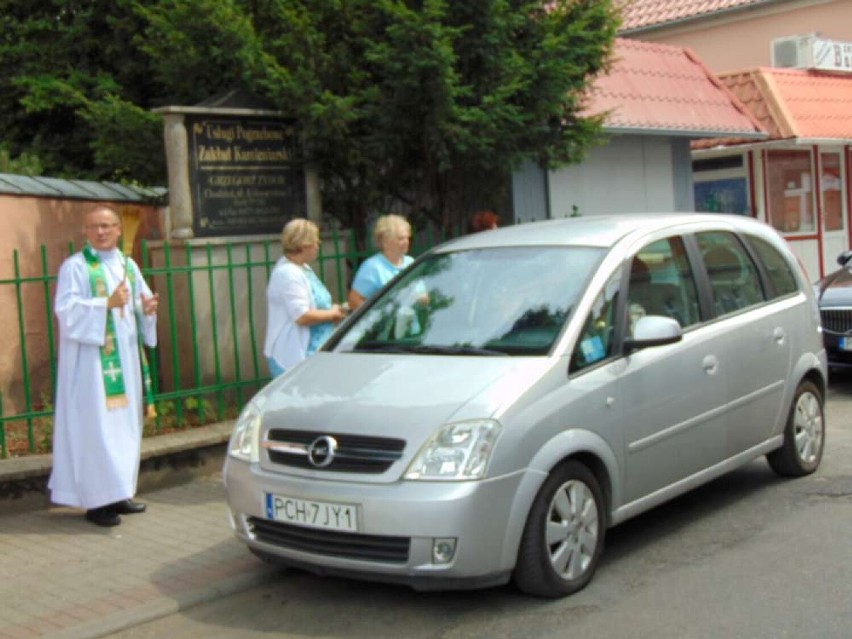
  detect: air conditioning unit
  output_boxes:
[771,35,852,73]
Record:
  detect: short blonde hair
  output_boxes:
[281,218,319,254]
[373,214,411,247]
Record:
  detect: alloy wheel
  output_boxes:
[794,390,823,464]
[545,479,600,580]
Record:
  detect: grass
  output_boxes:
[1,396,240,459]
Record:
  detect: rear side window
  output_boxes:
[697,232,766,316]
[747,236,799,298]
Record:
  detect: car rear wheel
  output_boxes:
[513,460,605,598]
[766,380,824,477]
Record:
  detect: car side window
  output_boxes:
[570,270,621,373]
[747,236,800,298]
[627,237,700,337]
[697,232,766,316]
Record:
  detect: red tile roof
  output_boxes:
[716,67,852,139]
[585,39,766,138]
[618,0,768,32]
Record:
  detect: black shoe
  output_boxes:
[85,506,121,527]
[112,499,146,515]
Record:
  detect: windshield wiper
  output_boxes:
[349,341,504,356]
[405,344,504,356]
[349,341,410,353]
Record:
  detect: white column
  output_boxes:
[162,114,194,239]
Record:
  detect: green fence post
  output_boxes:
[205,243,225,417]
[226,243,243,406]
[13,250,35,451]
[330,226,345,297]
[0,393,6,458]
[163,242,183,427]
[245,243,260,382]
[183,243,204,421]
[40,246,58,397]
[141,240,164,430]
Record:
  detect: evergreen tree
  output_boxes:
[1,0,619,230]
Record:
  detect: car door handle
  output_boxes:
[702,355,719,375]
[773,327,786,345]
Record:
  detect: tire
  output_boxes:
[513,460,606,598]
[766,380,825,477]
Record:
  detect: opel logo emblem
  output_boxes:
[307,436,337,468]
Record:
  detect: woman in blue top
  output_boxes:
[264,219,347,378]
[348,214,415,311]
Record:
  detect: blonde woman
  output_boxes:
[264,219,346,377]
[348,214,414,311]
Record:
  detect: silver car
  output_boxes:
[224,213,826,598]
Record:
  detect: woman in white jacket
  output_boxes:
[264,219,346,377]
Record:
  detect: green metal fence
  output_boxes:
[0,224,458,458]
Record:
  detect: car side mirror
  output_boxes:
[624,316,683,352]
[837,250,852,267]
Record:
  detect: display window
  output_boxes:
[693,155,749,215]
[821,152,843,232]
[766,150,814,233]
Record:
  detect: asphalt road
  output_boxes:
[110,377,852,639]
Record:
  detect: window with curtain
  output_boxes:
[766,150,814,233]
[821,152,843,232]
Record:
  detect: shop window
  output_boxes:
[693,155,749,215]
[766,150,814,233]
[694,177,749,214]
[821,152,843,232]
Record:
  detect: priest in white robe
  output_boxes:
[49,205,159,527]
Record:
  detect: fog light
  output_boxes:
[432,538,457,564]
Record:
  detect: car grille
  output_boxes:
[820,308,852,335]
[248,517,411,563]
[264,429,406,473]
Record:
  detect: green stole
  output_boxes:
[82,245,155,414]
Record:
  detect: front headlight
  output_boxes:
[228,401,262,463]
[404,419,502,481]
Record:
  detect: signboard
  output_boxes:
[186,116,306,237]
[812,38,852,73]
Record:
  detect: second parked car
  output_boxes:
[224,213,826,598]
[815,250,852,373]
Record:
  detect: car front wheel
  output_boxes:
[766,380,825,477]
[513,460,605,598]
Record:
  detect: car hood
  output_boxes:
[254,351,554,437]
[817,268,852,307]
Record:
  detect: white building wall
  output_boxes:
[511,159,549,223]
[547,135,677,218]
[672,138,695,211]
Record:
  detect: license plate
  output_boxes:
[841,337,852,352]
[265,493,358,532]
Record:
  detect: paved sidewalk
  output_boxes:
[0,474,277,639]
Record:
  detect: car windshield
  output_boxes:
[332,246,604,356]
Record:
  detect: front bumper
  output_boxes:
[822,333,852,369]
[223,458,532,590]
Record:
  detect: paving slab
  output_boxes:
[0,474,277,639]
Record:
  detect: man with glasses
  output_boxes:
[48,205,159,526]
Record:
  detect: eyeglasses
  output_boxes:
[85,223,120,231]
